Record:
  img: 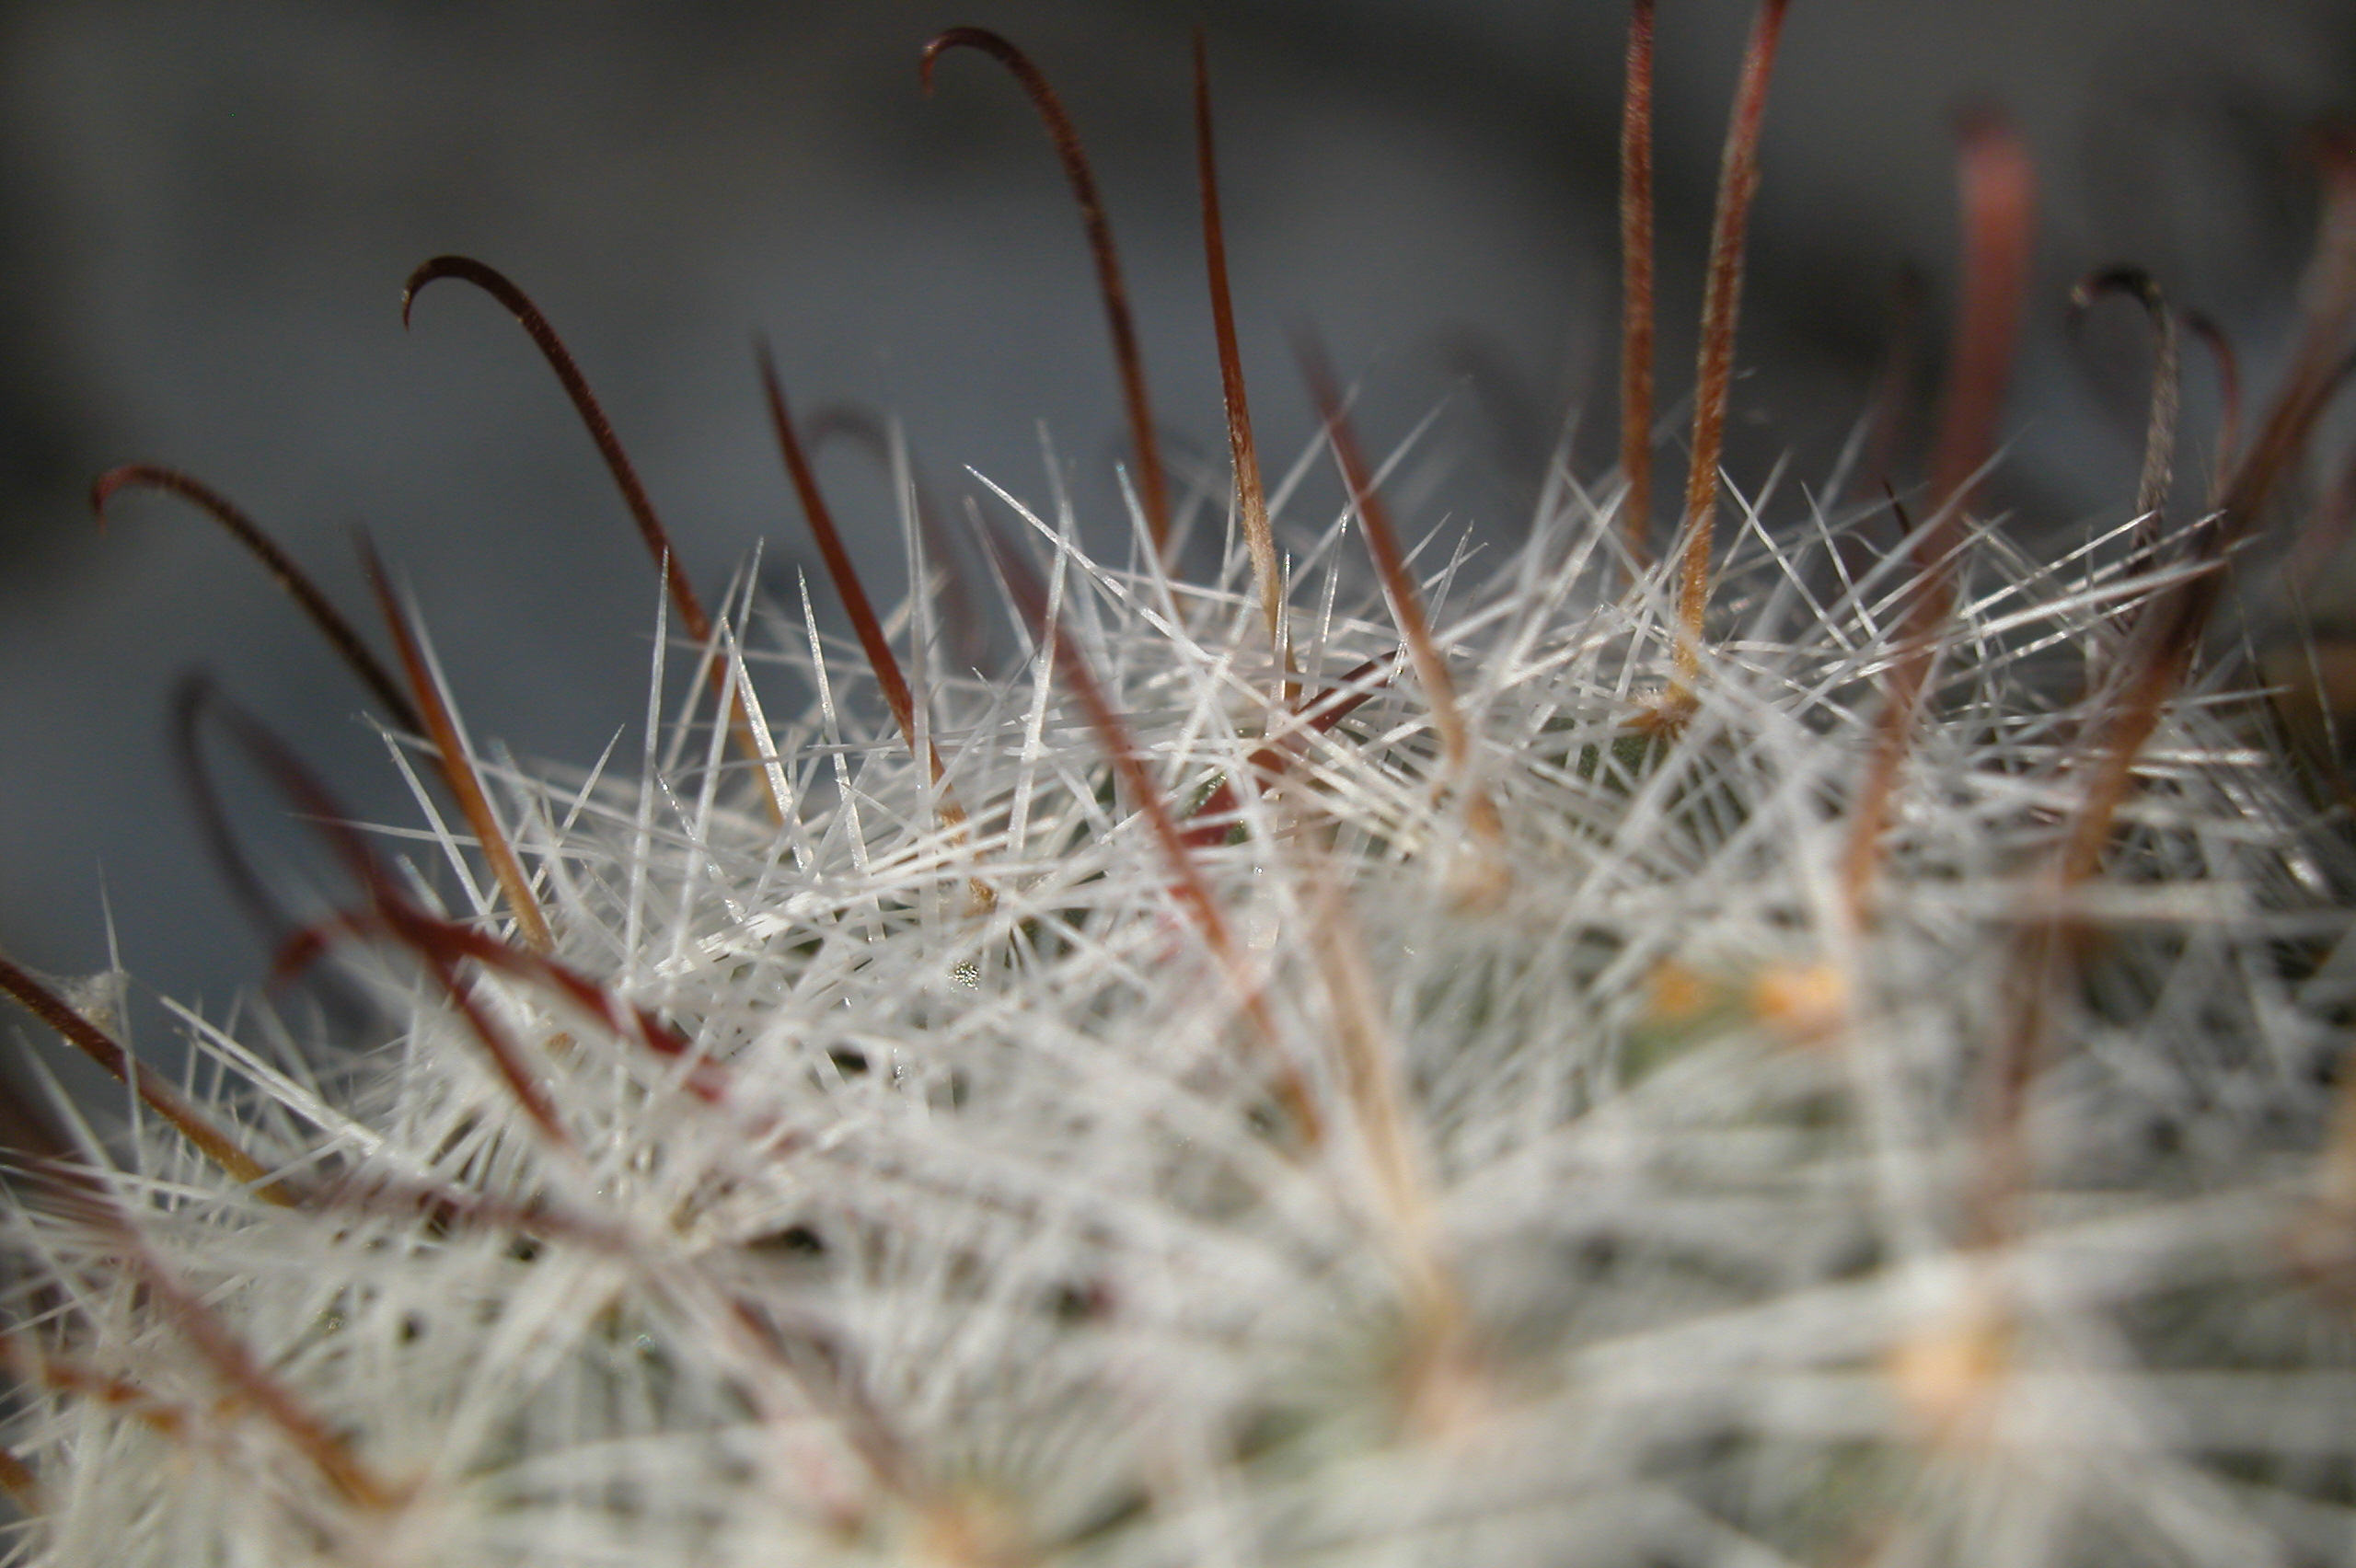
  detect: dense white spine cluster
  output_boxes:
[6,448,2354,1564]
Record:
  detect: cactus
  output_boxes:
[4,12,2354,1565]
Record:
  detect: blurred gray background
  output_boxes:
[3,0,2352,1029]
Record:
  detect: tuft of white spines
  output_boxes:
[6,419,2356,1565]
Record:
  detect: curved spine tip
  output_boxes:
[2068,265,2180,544]
[919,27,1172,559]
[88,463,422,734]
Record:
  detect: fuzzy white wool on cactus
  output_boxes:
[5,11,2356,1568]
